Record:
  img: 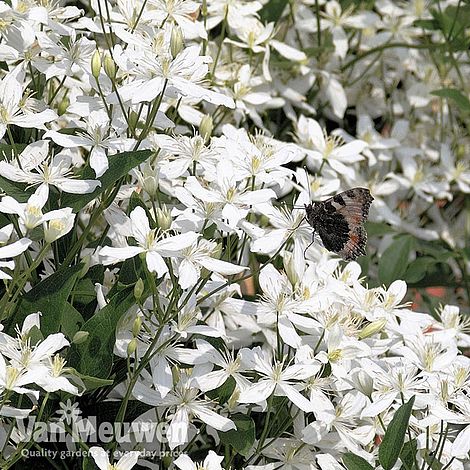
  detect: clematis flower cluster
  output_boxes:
[0,0,468,469]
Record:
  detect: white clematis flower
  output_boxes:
[99,206,198,277]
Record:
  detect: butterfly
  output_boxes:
[304,188,374,261]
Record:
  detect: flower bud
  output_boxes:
[134,278,144,301]
[72,331,89,345]
[91,50,102,79]
[127,338,138,356]
[137,163,159,197]
[103,54,116,80]
[283,252,299,287]
[349,369,374,397]
[43,210,75,243]
[170,25,184,58]
[58,96,69,116]
[212,242,223,259]
[79,255,91,279]
[456,144,466,160]
[128,110,139,134]
[199,115,213,143]
[156,205,172,231]
[132,316,143,337]
[358,318,387,339]
[227,387,240,411]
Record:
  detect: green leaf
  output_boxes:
[61,149,152,212]
[407,262,455,288]
[219,414,255,457]
[67,286,135,378]
[379,396,416,470]
[72,278,98,305]
[60,302,85,338]
[7,264,83,337]
[117,254,145,286]
[259,0,288,22]
[431,88,470,113]
[66,367,113,392]
[206,376,236,405]
[400,439,417,470]
[0,177,31,202]
[413,19,439,30]
[403,256,435,283]
[0,143,28,158]
[365,221,394,237]
[378,236,414,287]
[82,458,93,470]
[342,452,374,470]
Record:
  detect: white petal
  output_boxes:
[171,77,235,108]
[168,408,189,449]
[238,189,276,205]
[199,257,246,275]
[0,238,31,259]
[32,333,69,361]
[44,130,91,147]
[279,383,313,412]
[89,447,110,470]
[204,451,224,470]
[90,146,109,177]
[156,232,199,254]
[0,162,29,183]
[178,259,200,289]
[150,356,173,398]
[302,421,330,445]
[146,251,168,277]
[251,230,286,254]
[271,39,306,61]
[116,451,140,470]
[195,370,228,392]
[130,206,150,245]
[99,246,143,264]
[238,380,275,403]
[333,140,367,159]
[191,404,236,431]
[174,454,196,470]
[278,316,302,348]
[324,76,347,119]
[0,196,24,215]
[361,394,396,418]
[55,178,100,194]
[12,109,57,128]
[452,425,470,458]
[259,264,285,299]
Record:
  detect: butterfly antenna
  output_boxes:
[303,231,315,258]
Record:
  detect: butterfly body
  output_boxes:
[304,188,373,261]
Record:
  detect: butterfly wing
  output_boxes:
[314,188,373,261]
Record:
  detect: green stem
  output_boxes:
[6,127,20,164]
[211,6,228,78]
[48,75,67,105]
[314,0,321,48]
[256,392,274,453]
[134,79,169,151]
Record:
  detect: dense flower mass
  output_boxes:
[0,0,469,469]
